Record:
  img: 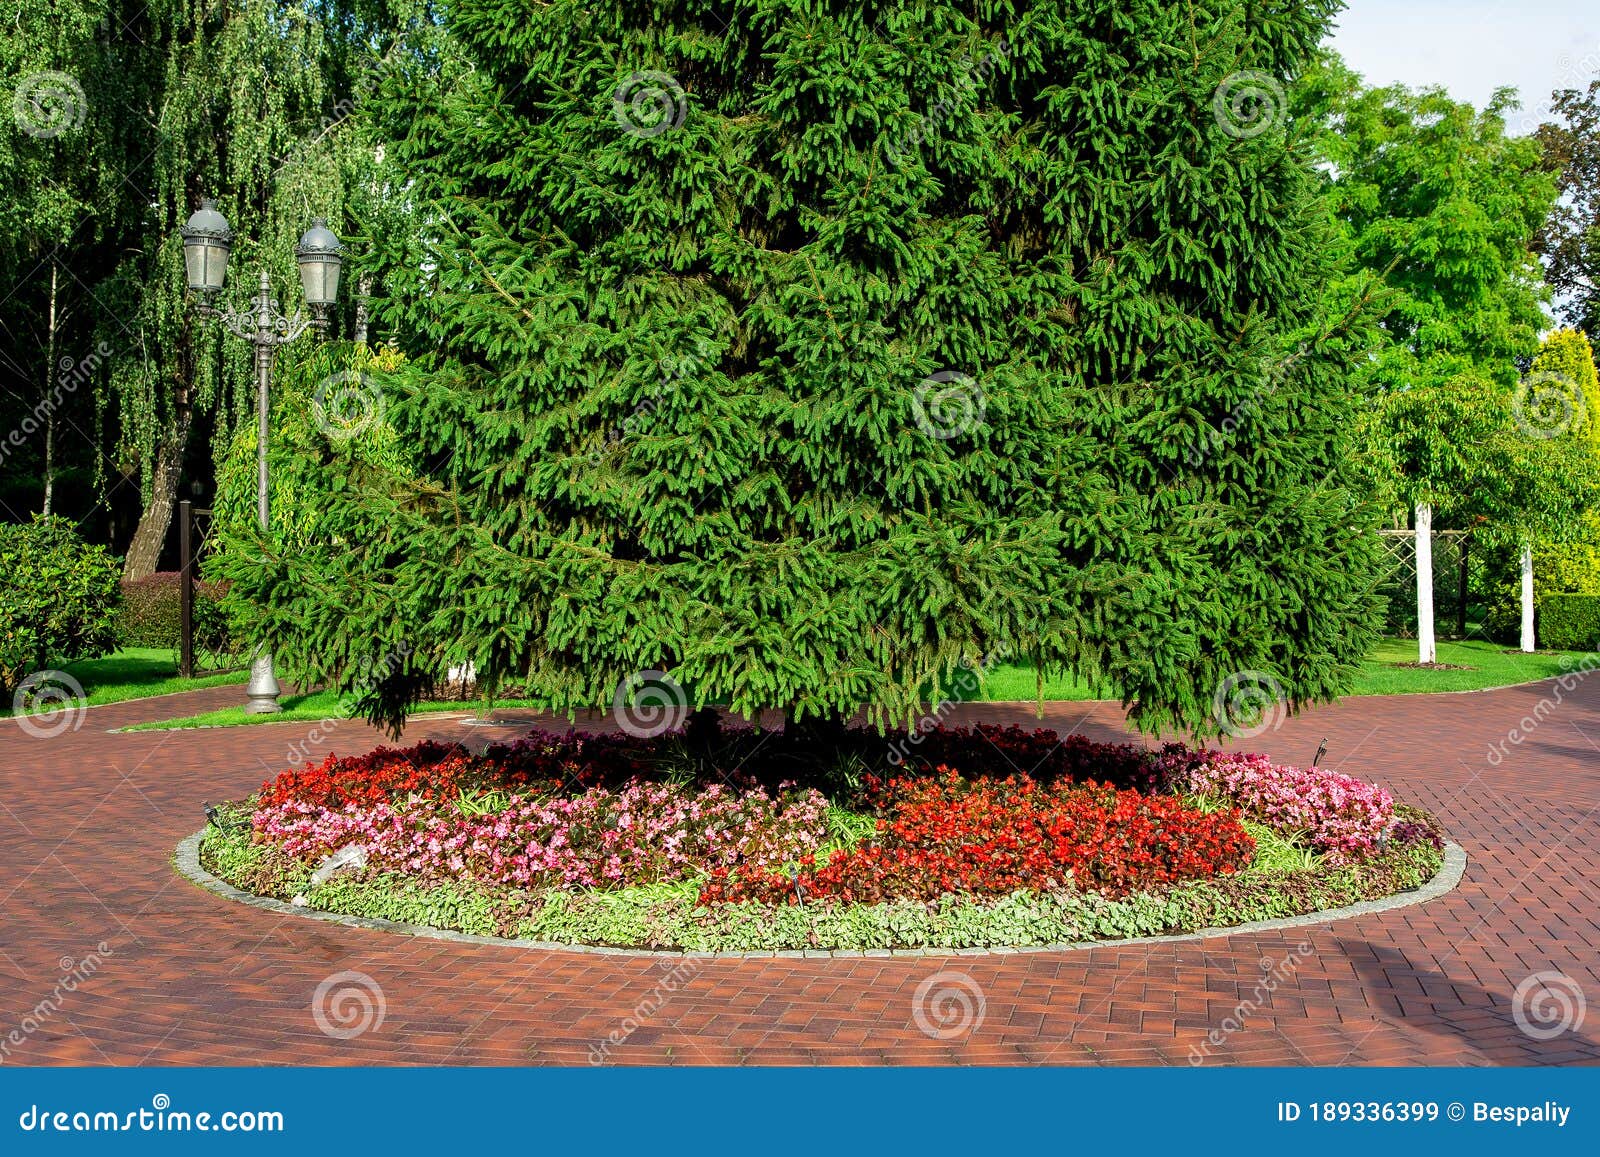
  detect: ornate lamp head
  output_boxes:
[295,218,343,324]
[181,198,232,300]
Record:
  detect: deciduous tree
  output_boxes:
[1302,56,1572,655]
[1536,78,1600,335]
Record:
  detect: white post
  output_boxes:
[1520,540,1535,652]
[1415,503,1436,664]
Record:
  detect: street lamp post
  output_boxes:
[181,199,343,714]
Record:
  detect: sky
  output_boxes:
[1329,0,1600,133]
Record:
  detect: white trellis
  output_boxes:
[1378,516,1534,659]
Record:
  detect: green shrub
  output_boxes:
[0,518,121,692]
[117,572,234,653]
[1534,516,1600,595]
[1536,594,1600,651]
[1481,512,1600,644]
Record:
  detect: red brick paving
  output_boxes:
[1,679,1598,1066]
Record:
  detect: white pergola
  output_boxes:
[1384,504,1535,663]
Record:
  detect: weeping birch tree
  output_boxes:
[86,0,422,577]
[1,0,431,545]
[104,0,347,578]
[0,0,116,519]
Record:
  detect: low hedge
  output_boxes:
[118,571,234,653]
[1537,593,1600,651]
[198,805,1447,952]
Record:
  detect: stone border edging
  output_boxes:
[173,829,1468,959]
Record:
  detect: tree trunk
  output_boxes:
[42,405,54,518]
[783,710,852,750]
[353,273,372,344]
[1415,502,1435,664]
[124,309,199,581]
[41,260,58,518]
[1520,539,1536,653]
[122,399,193,581]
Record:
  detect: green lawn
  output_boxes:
[977,638,1586,702]
[3,647,249,717]
[971,663,1102,702]
[125,636,1584,732]
[1349,637,1586,695]
[123,689,552,732]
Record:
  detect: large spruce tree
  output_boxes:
[225,0,1382,735]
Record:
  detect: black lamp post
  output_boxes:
[181,199,343,713]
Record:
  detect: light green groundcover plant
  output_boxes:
[197,807,1445,953]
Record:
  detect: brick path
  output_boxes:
[2,677,1598,1066]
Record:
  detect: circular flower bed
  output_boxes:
[198,724,1448,951]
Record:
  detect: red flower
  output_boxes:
[700,769,1253,905]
